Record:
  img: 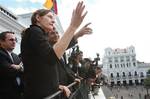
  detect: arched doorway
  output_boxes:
[111,82,114,87]
[117,81,121,86]
[123,80,127,86]
[129,80,133,85]
[135,80,139,85]
[141,79,144,85]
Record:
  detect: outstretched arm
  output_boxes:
[53,1,87,59]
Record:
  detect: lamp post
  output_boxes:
[94,53,100,66]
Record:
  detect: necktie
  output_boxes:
[60,57,65,65]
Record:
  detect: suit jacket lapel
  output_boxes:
[63,53,67,65]
[0,48,13,63]
[11,53,21,64]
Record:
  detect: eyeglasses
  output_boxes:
[8,38,18,42]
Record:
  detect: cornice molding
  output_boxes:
[0,12,25,34]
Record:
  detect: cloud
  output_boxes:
[8,0,45,15]
[58,0,150,62]
[16,0,44,3]
[58,0,99,29]
[9,7,38,14]
[16,0,27,2]
[29,0,44,3]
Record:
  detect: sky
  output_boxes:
[0,0,150,63]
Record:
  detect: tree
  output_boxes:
[147,69,150,76]
[144,69,150,96]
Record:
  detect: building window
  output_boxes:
[121,64,123,68]
[133,62,136,66]
[126,63,128,67]
[141,72,144,77]
[123,72,125,77]
[110,73,113,78]
[117,73,120,77]
[110,64,112,68]
[129,72,132,76]
[134,71,137,76]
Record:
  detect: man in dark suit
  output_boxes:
[0,31,23,99]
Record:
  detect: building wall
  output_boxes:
[0,4,25,54]
[102,46,150,85]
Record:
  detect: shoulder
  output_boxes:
[28,25,45,34]
[11,52,18,57]
[24,25,47,39]
[22,25,45,42]
[0,48,8,56]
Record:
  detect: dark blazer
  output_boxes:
[21,25,60,99]
[58,57,76,86]
[58,37,78,85]
[0,47,22,99]
[56,38,77,99]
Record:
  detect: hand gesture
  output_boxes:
[75,23,92,39]
[70,1,87,30]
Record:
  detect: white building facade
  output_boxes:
[102,46,150,86]
[0,4,25,54]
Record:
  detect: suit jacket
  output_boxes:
[21,25,60,99]
[64,38,78,64]
[58,37,78,85]
[0,47,22,98]
[58,57,75,86]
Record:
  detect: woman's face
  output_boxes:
[37,12,55,32]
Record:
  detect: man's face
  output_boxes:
[48,31,60,45]
[1,33,17,51]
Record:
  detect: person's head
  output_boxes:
[48,29,60,45]
[83,58,92,68]
[86,67,96,84]
[31,9,55,33]
[78,51,83,61]
[0,31,17,52]
[96,67,102,75]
